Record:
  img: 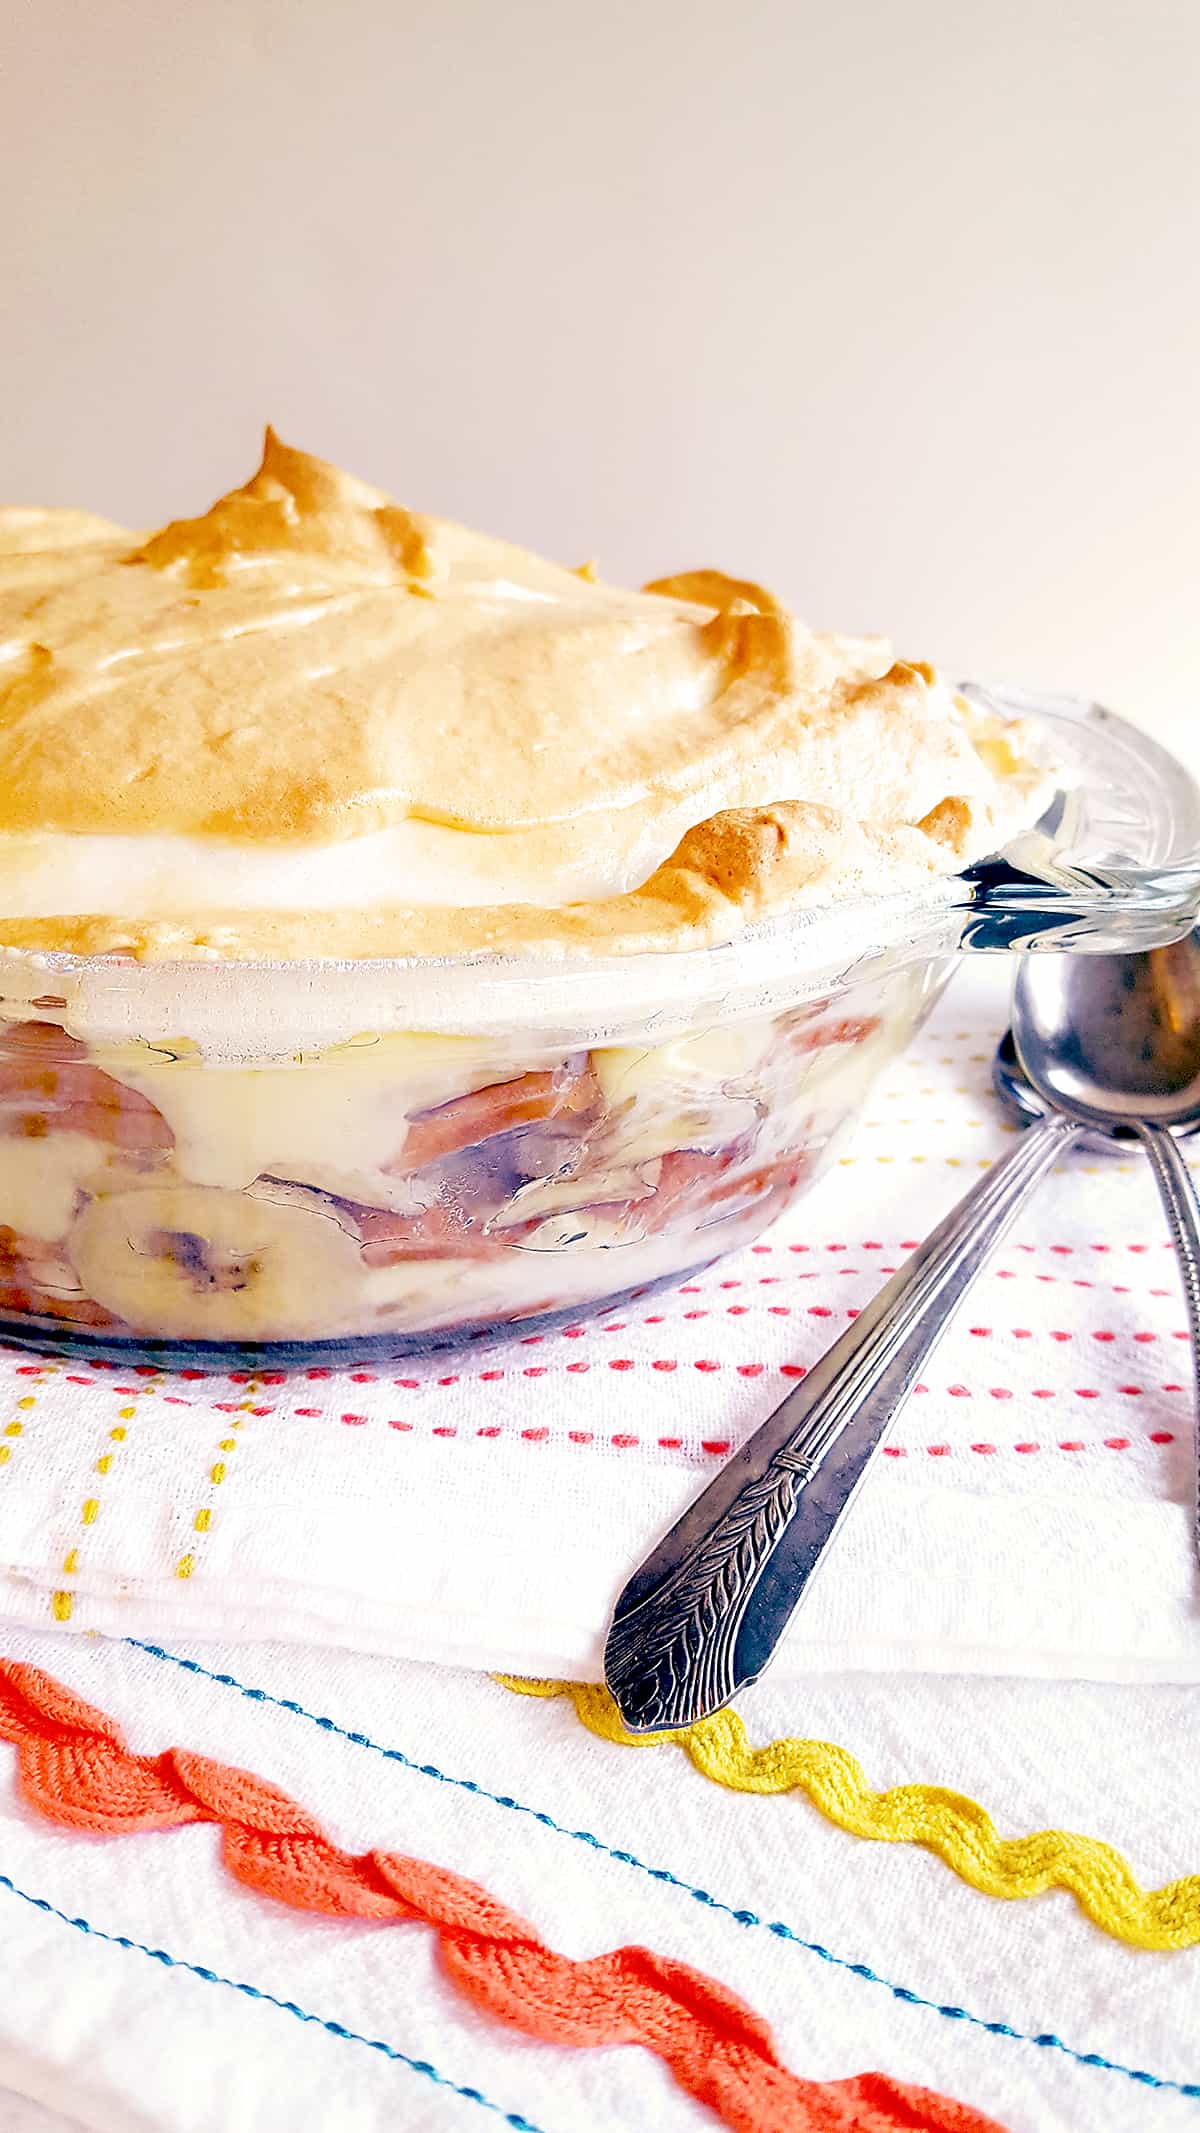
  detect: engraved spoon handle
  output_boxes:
[1130,1121,1200,1559]
[605,1112,1081,1731]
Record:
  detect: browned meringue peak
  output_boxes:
[0,794,1000,963]
[0,431,1043,958]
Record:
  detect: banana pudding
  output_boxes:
[0,434,1046,1350]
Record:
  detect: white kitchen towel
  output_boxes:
[0,1625,1195,2133]
[0,960,1195,1682]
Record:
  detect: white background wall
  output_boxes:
[4,0,1197,758]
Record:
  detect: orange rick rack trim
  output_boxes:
[0,1658,1005,2133]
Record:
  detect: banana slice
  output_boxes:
[513,1209,650,1252]
[261,1162,439,1217]
[592,1028,767,1170]
[486,1160,659,1230]
[0,1132,113,1243]
[592,1022,777,1110]
[0,1130,172,1245]
[68,1182,366,1340]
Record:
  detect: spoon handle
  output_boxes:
[606,1113,1080,1732]
[1130,1122,1200,1563]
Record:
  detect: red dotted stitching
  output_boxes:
[1008,1242,1172,1256]
[719,1238,1175,1256]
[882,1432,1175,1460]
[46,1363,1188,1417]
[354,1414,1183,1458]
[680,1266,1176,1305]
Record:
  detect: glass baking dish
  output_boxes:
[0,686,1195,1364]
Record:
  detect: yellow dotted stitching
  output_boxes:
[176,1392,256,1579]
[0,1389,40,1472]
[869,1117,992,1131]
[499,1678,1200,1953]
[51,1404,137,1625]
[842,1154,1001,1167]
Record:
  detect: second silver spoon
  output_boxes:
[606,934,1200,1733]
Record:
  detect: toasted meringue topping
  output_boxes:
[0,431,1044,958]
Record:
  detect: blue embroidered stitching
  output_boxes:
[126,1638,1200,2103]
[0,1867,547,2131]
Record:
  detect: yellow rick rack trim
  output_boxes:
[499,1677,1200,1953]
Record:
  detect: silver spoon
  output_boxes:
[993,1030,1200,1146]
[605,931,1200,1733]
[997,1032,1176,1144]
[1012,940,1200,1520]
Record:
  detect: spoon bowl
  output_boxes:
[1013,932,1200,1131]
[992,1029,1200,1147]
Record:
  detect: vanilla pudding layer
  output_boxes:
[0,432,1044,961]
[0,970,929,1344]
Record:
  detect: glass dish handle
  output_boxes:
[954,847,1200,952]
[951,684,1200,953]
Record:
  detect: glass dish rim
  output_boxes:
[0,685,1196,1051]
